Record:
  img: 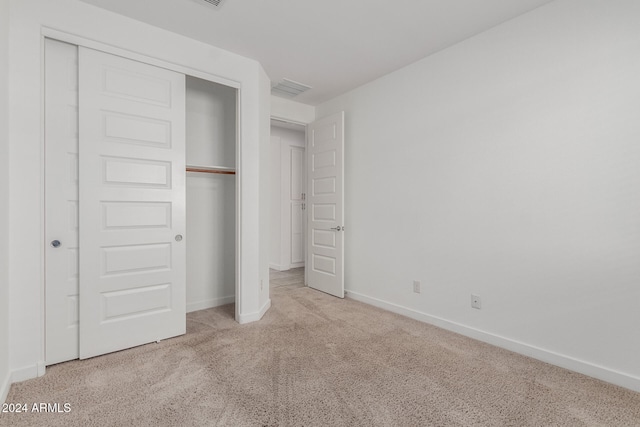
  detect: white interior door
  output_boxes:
[45,39,80,365]
[306,112,345,298]
[79,47,186,359]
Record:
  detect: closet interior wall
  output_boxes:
[185,76,236,312]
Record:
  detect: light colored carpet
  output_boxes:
[2,268,639,426]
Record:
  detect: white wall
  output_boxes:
[258,69,272,316]
[270,125,306,271]
[271,96,315,124]
[8,0,269,383]
[317,0,640,391]
[186,76,236,312]
[187,77,237,168]
[0,0,11,404]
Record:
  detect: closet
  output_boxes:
[44,38,237,364]
[185,76,236,313]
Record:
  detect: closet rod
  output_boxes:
[186,166,236,175]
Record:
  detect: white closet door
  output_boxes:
[307,112,345,298]
[78,47,186,359]
[45,39,80,365]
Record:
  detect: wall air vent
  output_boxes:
[271,78,312,98]
[193,0,226,10]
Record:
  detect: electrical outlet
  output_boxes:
[413,280,421,294]
[471,294,481,309]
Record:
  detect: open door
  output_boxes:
[79,47,186,359]
[306,112,345,298]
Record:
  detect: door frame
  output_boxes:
[270,114,310,276]
[41,28,244,365]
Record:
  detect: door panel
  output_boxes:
[79,47,186,359]
[307,112,345,298]
[45,39,80,365]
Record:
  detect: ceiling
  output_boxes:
[79,0,555,106]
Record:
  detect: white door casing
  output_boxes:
[306,112,345,298]
[45,39,80,365]
[78,47,186,359]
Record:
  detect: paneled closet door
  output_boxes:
[45,39,80,365]
[78,47,186,359]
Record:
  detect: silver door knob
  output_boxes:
[50,240,61,248]
[175,234,183,242]
[330,226,342,231]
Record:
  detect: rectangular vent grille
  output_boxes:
[271,78,312,98]
[194,0,225,9]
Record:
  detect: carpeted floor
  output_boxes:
[2,268,640,426]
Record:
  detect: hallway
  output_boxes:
[270,268,304,290]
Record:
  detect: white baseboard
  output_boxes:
[187,295,235,313]
[238,299,271,324]
[10,360,46,384]
[345,289,640,393]
[0,370,10,404]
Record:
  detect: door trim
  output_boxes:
[41,28,242,90]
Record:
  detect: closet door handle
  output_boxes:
[50,240,61,248]
[175,234,183,242]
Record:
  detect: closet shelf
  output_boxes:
[186,165,236,175]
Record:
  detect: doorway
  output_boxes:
[270,119,307,273]
[269,111,346,298]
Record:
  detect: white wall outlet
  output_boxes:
[471,294,481,309]
[413,280,421,294]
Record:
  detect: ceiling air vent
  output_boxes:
[271,78,312,98]
[193,0,226,10]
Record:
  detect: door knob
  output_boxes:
[175,234,183,242]
[50,240,61,248]
[330,226,342,231]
